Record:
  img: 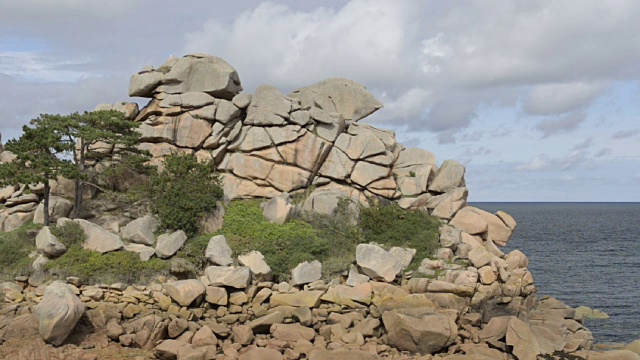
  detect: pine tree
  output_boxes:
[0,115,75,226]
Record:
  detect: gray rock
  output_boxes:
[129,71,164,97]
[289,78,383,121]
[291,260,322,286]
[232,93,252,109]
[394,148,437,169]
[35,226,67,258]
[262,192,294,225]
[245,85,292,125]
[163,279,206,307]
[160,92,216,108]
[124,244,155,261]
[382,310,457,355]
[5,193,39,207]
[439,225,462,250]
[121,215,156,246]
[350,161,390,187]
[429,160,466,193]
[33,196,73,224]
[238,251,272,281]
[355,244,403,282]
[205,266,251,289]
[157,54,242,100]
[74,219,124,254]
[36,281,85,346]
[428,187,468,220]
[216,99,242,123]
[155,230,187,259]
[205,235,233,266]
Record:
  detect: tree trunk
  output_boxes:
[43,180,50,227]
[72,176,81,219]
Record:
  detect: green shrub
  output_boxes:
[0,222,41,280]
[50,220,86,247]
[44,245,169,284]
[174,234,211,271]
[359,203,440,270]
[146,153,223,236]
[294,197,364,278]
[220,200,329,281]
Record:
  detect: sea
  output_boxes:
[472,202,640,345]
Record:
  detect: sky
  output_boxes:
[1,0,639,202]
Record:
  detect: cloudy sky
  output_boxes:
[1,0,639,201]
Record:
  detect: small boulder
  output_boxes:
[121,215,156,245]
[205,266,251,289]
[35,226,67,258]
[74,219,124,253]
[155,230,187,259]
[36,281,85,346]
[428,160,466,193]
[124,243,155,261]
[291,260,322,286]
[262,192,294,224]
[355,244,403,282]
[382,310,457,354]
[163,279,206,307]
[205,235,233,266]
[238,250,272,281]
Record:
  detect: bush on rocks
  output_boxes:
[0,222,40,280]
[146,153,223,236]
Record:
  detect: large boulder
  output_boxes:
[245,85,293,125]
[382,310,457,354]
[289,78,383,121]
[121,215,157,246]
[155,54,242,99]
[35,226,67,258]
[36,281,85,346]
[355,244,404,282]
[155,230,187,259]
[74,219,124,253]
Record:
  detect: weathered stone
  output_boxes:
[429,160,466,193]
[232,324,254,345]
[200,202,225,234]
[449,207,488,235]
[154,339,186,360]
[335,133,387,161]
[205,266,251,289]
[239,347,284,360]
[248,311,285,333]
[291,260,322,286]
[321,283,372,307]
[33,196,73,224]
[263,192,294,224]
[36,281,85,346]
[245,85,291,125]
[496,210,517,231]
[382,310,457,354]
[238,251,272,281]
[289,78,383,121]
[155,230,187,259]
[35,226,67,258]
[163,279,206,307]
[174,113,212,148]
[270,291,324,308]
[205,286,228,306]
[467,207,512,246]
[429,187,468,220]
[205,235,233,266]
[319,147,355,181]
[468,246,494,268]
[129,70,164,97]
[506,317,542,360]
[121,215,156,245]
[271,323,316,342]
[394,148,437,169]
[74,219,124,253]
[124,243,155,261]
[232,93,252,109]
[157,54,242,99]
[192,325,218,347]
[356,244,403,282]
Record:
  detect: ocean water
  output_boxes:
[472,202,640,344]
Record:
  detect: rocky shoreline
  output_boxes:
[1,54,639,359]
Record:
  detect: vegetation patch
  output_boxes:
[0,222,41,281]
[145,153,223,236]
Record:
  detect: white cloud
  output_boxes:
[536,112,586,138]
[0,52,94,82]
[611,129,639,139]
[524,82,607,115]
[516,155,550,171]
